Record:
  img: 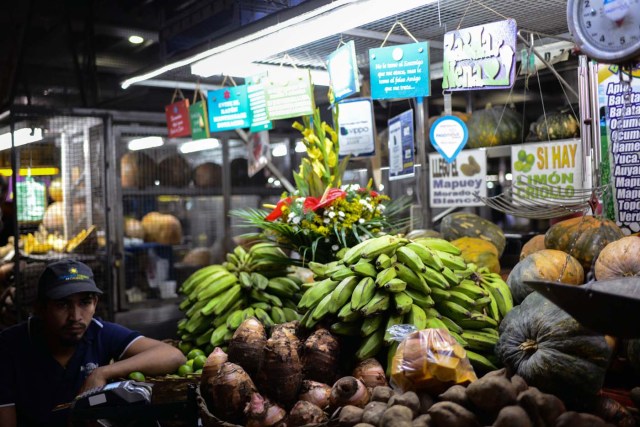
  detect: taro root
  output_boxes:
[244,393,287,427]
[592,395,636,427]
[354,424,376,427]
[288,400,328,426]
[200,347,228,397]
[417,392,434,414]
[258,325,303,407]
[228,318,267,376]
[339,405,364,427]
[437,385,471,408]
[465,374,516,415]
[493,405,532,427]
[427,401,480,427]
[272,321,302,341]
[303,328,340,384]
[510,374,528,395]
[330,377,371,409]
[361,401,387,426]
[298,380,332,409]
[631,387,640,410]
[412,414,432,427]
[371,386,394,403]
[380,405,414,427]
[353,358,388,389]
[517,387,565,427]
[388,392,420,418]
[210,362,257,424]
[555,411,609,427]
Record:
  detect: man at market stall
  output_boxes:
[0,259,186,427]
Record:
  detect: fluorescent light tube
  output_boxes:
[128,35,145,44]
[128,136,164,151]
[179,138,220,154]
[271,143,288,157]
[0,128,44,151]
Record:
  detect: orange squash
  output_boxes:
[451,237,500,274]
[594,236,640,281]
[519,235,546,260]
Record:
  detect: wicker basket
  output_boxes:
[147,374,200,405]
[196,386,242,427]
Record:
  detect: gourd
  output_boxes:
[507,249,584,305]
[496,292,613,405]
[194,162,222,188]
[534,112,579,141]
[440,212,506,256]
[141,212,183,245]
[157,154,192,187]
[451,237,500,274]
[120,151,156,189]
[466,103,523,148]
[544,216,624,272]
[519,235,545,260]
[594,236,640,280]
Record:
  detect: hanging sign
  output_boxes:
[246,74,273,132]
[597,64,640,235]
[387,109,415,180]
[442,19,517,91]
[519,41,572,75]
[429,115,469,163]
[429,149,487,207]
[189,91,210,140]
[264,70,315,120]
[510,140,583,206]
[207,85,252,132]
[165,94,192,138]
[337,98,375,158]
[248,131,271,177]
[17,176,47,222]
[327,40,360,103]
[369,42,430,100]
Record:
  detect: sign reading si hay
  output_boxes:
[442,19,517,91]
[429,150,487,208]
[337,98,375,158]
[510,140,583,206]
[369,42,430,100]
[264,70,315,120]
[388,109,415,180]
[207,85,252,132]
[327,40,360,102]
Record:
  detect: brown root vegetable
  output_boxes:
[493,405,532,427]
[371,386,394,403]
[303,328,340,384]
[244,393,287,427]
[353,358,388,389]
[330,377,371,409]
[555,411,609,427]
[354,424,376,427]
[482,368,507,379]
[517,387,565,427]
[258,326,304,407]
[592,395,636,427]
[339,405,364,427]
[418,392,434,414]
[271,321,302,341]
[228,318,267,376]
[427,401,480,427]
[465,375,516,415]
[210,362,257,423]
[510,374,528,395]
[389,392,420,418]
[362,401,387,426]
[412,414,432,427]
[631,387,640,409]
[380,405,414,427]
[200,347,228,397]
[298,380,332,409]
[437,385,471,408]
[287,400,328,426]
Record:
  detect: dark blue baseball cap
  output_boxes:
[38,259,103,300]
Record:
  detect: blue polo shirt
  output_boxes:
[0,317,142,427]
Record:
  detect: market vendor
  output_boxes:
[0,259,186,427]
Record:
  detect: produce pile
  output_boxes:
[299,234,513,374]
[177,242,302,354]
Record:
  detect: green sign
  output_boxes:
[264,70,315,120]
[189,100,209,140]
[17,177,46,222]
[247,74,273,132]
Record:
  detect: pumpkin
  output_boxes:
[534,112,579,141]
[451,237,500,274]
[544,216,624,272]
[42,202,64,233]
[124,217,145,239]
[507,249,584,305]
[194,162,222,188]
[440,212,506,256]
[519,235,546,260]
[157,154,192,187]
[496,292,613,405]
[594,236,640,280]
[141,212,183,245]
[48,178,63,202]
[466,103,523,148]
[182,247,212,267]
[120,152,156,189]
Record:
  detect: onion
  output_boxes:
[210,362,257,423]
[200,347,228,397]
[329,376,371,409]
[303,328,340,384]
[228,318,267,376]
[298,380,332,409]
[352,358,388,389]
[288,400,328,426]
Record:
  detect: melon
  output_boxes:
[182,247,212,267]
[194,162,222,188]
[157,154,191,187]
[121,152,156,189]
[141,212,183,245]
[42,202,64,233]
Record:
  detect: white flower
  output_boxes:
[324,238,330,243]
[292,216,301,225]
[338,211,345,218]
[324,218,330,224]
[328,211,336,218]
[331,245,339,251]
[359,218,365,224]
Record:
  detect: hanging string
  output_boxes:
[170,87,186,103]
[380,21,419,47]
[437,0,442,27]
[220,75,238,87]
[457,0,512,30]
[278,53,300,71]
[335,34,347,50]
[456,0,474,30]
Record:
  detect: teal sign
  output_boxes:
[369,42,430,100]
[247,74,273,132]
[207,85,252,132]
[327,40,360,103]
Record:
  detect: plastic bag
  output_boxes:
[389,325,477,393]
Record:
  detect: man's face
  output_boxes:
[40,293,98,346]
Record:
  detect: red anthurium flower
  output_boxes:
[303,197,320,212]
[265,197,292,221]
[315,188,346,210]
[370,190,379,197]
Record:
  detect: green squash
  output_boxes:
[467,103,523,148]
[535,112,580,141]
[496,292,613,406]
[440,212,506,256]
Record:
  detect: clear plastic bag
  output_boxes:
[389,325,477,393]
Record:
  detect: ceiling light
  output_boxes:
[179,138,220,154]
[271,143,288,157]
[0,128,44,151]
[128,136,163,151]
[128,35,145,45]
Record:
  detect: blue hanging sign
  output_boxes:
[429,115,469,163]
[207,85,252,132]
[327,40,360,103]
[387,109,415,181]
[369,42,430,100]
[246,74,273,133]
